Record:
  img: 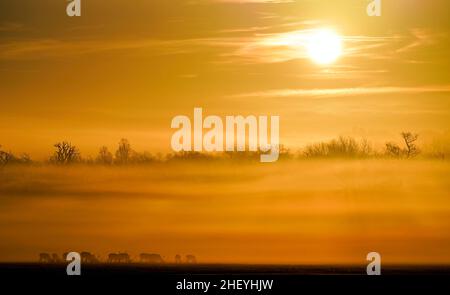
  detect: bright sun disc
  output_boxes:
[306,29,342,65]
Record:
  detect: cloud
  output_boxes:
[0,35,264,60]
[0,25,434,66]
[0,38,206,60]
[219,30,398,64]
[218,26,272,34]
[220,29,317,63]
[230,86,450,98]
[395,28,436,53]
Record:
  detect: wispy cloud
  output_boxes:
[395,28,436,53]
[0,38,207,60]
[230,86,450,98]
[223,27,441,64]
[218,26,272,34]
[220,30,397,64]
[296,68,390,80]
[0,25,436,66]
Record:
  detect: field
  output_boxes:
[0,159,449,265]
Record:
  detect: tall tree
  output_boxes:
[51,142,80,164]
[115,138,132,164]
[96,146,113,165]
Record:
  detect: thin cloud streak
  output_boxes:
[231,86,450,98]
[0,27,433,65]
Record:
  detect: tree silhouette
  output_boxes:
[303,137,372,158]
[50,142,80,164]
[401,132,419,157]
[96,146,113,165]
[115,138,132,164]
[385,132,420,158]
[385,142,402,157]
[0,145,14,166]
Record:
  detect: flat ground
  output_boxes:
[0,160,449,264]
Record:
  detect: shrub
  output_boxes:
[303,136,373,158]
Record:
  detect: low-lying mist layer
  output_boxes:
[0,160,449,264]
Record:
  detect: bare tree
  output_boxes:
[50,142,80,164]
[401,132,419,157]
[385,142,402,157]
[131,151,156,164]
[385,132,420,158]
[303,137,372,158]
[96,146,113,165]
[115,138,132,164]
[0,145,14,166]
[0,145,33,165]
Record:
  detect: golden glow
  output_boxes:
[1,0,450,266]
[306,29,343,65]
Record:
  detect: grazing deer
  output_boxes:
[80,252,99,264]
[186,255,197,264]
[51,253,61,263]
[108,253,131,263]
[139,253,164,264]
[39,253,52,263]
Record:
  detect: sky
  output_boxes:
[1,0,450,159]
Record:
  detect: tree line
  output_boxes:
[303,132,421,158]
[0,132,445,166]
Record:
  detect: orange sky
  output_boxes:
[1,0,449,158]
[1,1,450,265]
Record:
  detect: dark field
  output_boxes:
[1,263,450,294]
[2,262,450,275]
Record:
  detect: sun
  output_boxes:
[306,29,343,65]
